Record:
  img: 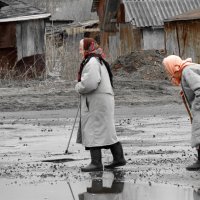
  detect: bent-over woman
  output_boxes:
[163,55,200,171]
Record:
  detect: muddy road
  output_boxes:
[0,77,200,199]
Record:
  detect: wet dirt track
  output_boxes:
[0,79,200,199]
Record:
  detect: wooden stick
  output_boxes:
[180,90,193,123]
[64,101,80,154]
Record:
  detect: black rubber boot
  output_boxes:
[81,149,103,172]
[87,179,103,193]
[186,149,200,171]
[104,142,126,169]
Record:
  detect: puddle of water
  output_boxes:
[0,171,199,200]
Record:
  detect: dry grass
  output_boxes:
[45,27,82,81]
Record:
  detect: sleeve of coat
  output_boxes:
[75,58,101,94]
[182,67,200,92]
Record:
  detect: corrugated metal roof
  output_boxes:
[165,7,200,22]
[0,0,51,22]
[123,0,200,27]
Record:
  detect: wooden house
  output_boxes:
[91,0,200,61]
[21,0,99,80]
[164,8,200,63]
[0,0,50,79]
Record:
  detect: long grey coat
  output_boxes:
[181,64,200,148]
[75,57,118,148]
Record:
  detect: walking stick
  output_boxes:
[180,90,193,123]
[64,101,80,154]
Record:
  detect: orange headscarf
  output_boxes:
[162,55,193,85]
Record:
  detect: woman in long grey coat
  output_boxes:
[163,55,200,171]
[75,38,126,172]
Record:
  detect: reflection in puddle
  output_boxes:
[0,171,199,200]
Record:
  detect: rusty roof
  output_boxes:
[0,0,51,22]
[123,0,200,27]
[165,7,200,22]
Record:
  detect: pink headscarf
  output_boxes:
[82,38,106,59]
[78,38,106,82]
[163,55,193,85]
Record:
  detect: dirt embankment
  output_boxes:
[112,49,167,80]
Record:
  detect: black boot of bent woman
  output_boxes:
[186,148,200,171]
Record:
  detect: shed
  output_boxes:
[45,19,100,80]
[0,0,51,79]
[164,8,200,63]
[92,0,200,61]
